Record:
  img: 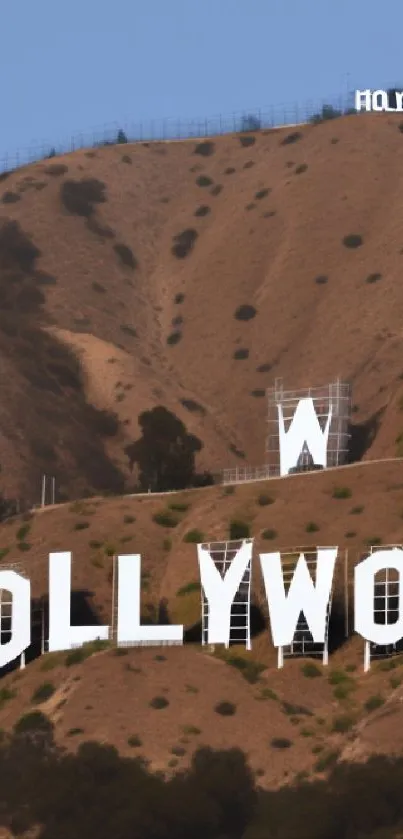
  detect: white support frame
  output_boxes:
[200,538,254,650]
[277,546,335,668]
[364,544,403,673]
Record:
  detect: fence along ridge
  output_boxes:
[0,90,358,174]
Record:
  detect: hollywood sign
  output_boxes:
[1,545,403,670]
[355,89,403,112]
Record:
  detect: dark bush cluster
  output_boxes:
[2,723,403,838]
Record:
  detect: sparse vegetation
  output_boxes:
[301,662,322,678]
[172,228,198,258]
[257,493,274,506]
[364,694,385,712]
[229,519,250,540]
[262,528,277,540]
[224,654,265,684]
[31,682,55,704]
[183,529,204,543]
[270,737,292,749]
[149,696,169,710]
[194,205,210,217]
[281,131,302,145]
[127,734,142,747]
[177,580,200,596]
[153,510,179,528]
[167,331,182,345]
[332,486,352,499]
[315,275,328,285]
[114,243,138,269]
[60,178,106,217]
[194,141,215,157]
[255,188,270,199]
[234,304,257,321]
[366,273,382,284]
[73,520,90,530]
[295,163,308,174]
[305,521,320,533]
[343,233,363,248]
[196,175,213,187]
[214,701,236,716]
[233,348,249,360]
[350,505,364,514]
[332,713,356,733]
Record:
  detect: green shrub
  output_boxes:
[31,682,55,704]
[271,737,292,749]
[14,711,52,735]
[257,493,274,506]
[0,687,16,708]
[229,519,250,540]
[163,538,172,551]
[364,694,385,712]
[225,655,265,684]
[282,701,313,717]
[123,514,136,524]
[153,511,179,528]
[183,529,204,543]
[214,701,236,716]
[181,725,201,735]
[314,750,340,772]
[256,687,278,701]
[168,502,189,512]
[332,714,356,733]
[177,581,200,596]
[301,662,322,678]
[332,486,352,499]
[305,522,319,533]
[262,529,277,540]
[67,727,84,737]
[350,505,364,514]
[343,234,363,248]
[73,521,90,531]
[150,696,169,710]
[127,734,142,747]
[16,524,30,541]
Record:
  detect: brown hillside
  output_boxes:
[2,113,403,502]
[1,461,403,786]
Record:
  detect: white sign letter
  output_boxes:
[372,90,388,111]
[355,89,371,111]
[260,548,337,646]
[355,549,403,645]
[48,552,109,651]
[197,541,252,645]
[117,555,183,644]
[277,397,332,476]
[0,571,30,668]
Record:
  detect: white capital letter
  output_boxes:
[117,555,183,644]
[277,397,332,476]
[48,552,109,651]
[260,548,337,646]
[372,90,388,111]
[355,89,371,111]
[355,549,403,645]
[198,541,252,645]
[0,571,30,668]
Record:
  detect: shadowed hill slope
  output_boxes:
[2,113,403,501]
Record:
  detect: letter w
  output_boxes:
[260,549,337,646]
[277,397,332,476]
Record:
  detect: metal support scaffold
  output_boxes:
[364,544,403,672]
[200,538,254,650]
[266,377,351,476]
[277,547,334,668]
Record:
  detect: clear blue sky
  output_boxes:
[1,0,402,159]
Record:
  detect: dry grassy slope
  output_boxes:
[1,461,403,785]
[2,114,403,500]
